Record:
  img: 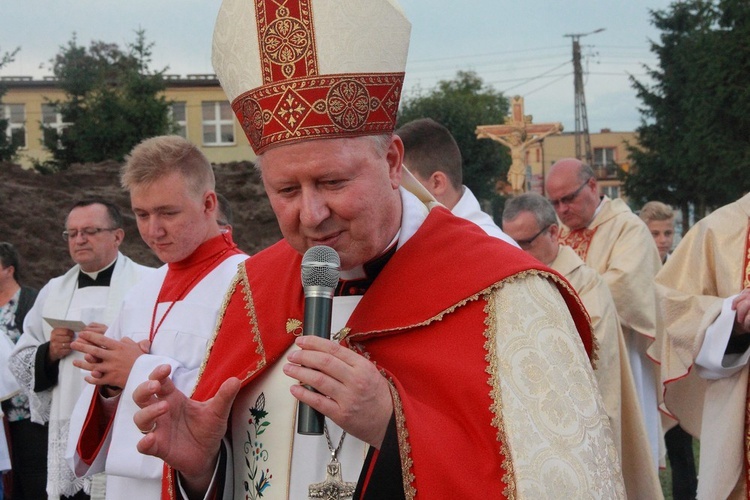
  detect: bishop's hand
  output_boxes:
[133,364,240,498]
[283,335,393,449]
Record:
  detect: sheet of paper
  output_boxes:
[43,317,87,332]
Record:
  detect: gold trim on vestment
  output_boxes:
[193,264,243,392]
[344,270,598,370]
[387,380,416,500]
[240,264,267,381]
[484,292,516,500]
[166,466,174,499]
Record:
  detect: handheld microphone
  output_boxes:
[297,245,340,435]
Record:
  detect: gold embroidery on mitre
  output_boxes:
[484,292,516,500]
[263,12,312,79]
[233,73,403,154]
[326,80,372,130]
[237,98,264,152]
[256,0,317,84]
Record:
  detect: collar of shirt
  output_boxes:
[77,258,117,288]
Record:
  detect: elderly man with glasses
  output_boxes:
[545,158,664,478]
[502,192,661,499]
[9,197,154,500]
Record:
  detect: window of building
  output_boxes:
[3,103,26,148]
[594,147,620,178]
[202,101,234,145]
[41,103,70,147]
[601,185,621,200]
[594,147,617,167]
[170,102,187,138]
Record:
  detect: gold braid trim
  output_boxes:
[345,269,598,369]
[387,378,416,500]
[483,291,516,500]
[165,466,174,499]
[240,263,267,381]
[193,262,244,394]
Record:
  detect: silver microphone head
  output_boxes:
[301,245,341,290]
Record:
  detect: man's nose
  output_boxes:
[145,218,165,238]
[300,191,330,227]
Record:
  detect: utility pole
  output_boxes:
[564,28,604,167]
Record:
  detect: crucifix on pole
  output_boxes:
[476,96,563,194]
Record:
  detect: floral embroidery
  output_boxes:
[286,318,303,336]
[245,393,273,499]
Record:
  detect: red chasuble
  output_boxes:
[163,208,594,499]
[77,232,243,465]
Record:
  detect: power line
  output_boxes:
[524,72,574,97]
[500,61,571,93]
[407,44,569,64]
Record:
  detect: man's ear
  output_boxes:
[387,135,404,189]
[549,223,560,241]
[113,228,125,246]
[430,171,450,197]
[204,191,218,215]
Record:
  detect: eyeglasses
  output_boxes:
[62,227,117,241]
[515,224,551,249]
[549,178,592,208]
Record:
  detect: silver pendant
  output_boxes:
[308,458,356,499]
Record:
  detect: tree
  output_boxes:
[397,71,510,209]
[624,0,750,230]
[0,46,21,162]
[43,30,174,167]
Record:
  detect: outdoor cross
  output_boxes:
[476,95,563,193]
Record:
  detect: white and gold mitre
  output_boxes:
[212,0,411,154]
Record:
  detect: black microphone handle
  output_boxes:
[297,294,333,435]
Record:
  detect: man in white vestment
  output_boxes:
[9,198,154,500]
[640,200,698,500]
[502,192,662,499]
[639,201,677,265]
[128,2,624,499]
[545,158,664,470]
[395,117,518,247]
[64,136,248,500]
[650,192,750,499]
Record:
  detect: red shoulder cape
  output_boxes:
[162,207,593,498]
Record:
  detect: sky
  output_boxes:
[1,0,674,133]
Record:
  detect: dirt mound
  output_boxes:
[0,160,282,290]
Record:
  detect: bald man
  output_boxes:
[545,158,663,472]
